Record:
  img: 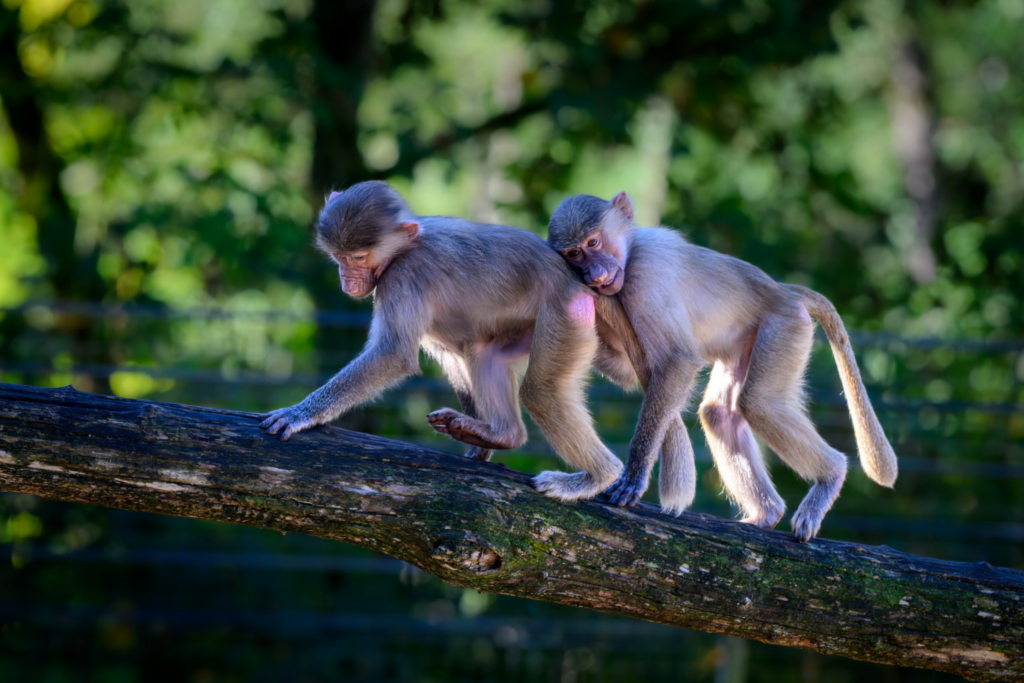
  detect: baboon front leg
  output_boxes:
[698,358,784,529]
[524,296,623,502]
[593,298,696,515]
[738,312,847,542]
[606,353,702,507]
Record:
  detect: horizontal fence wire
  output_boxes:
[1,300,1021,580]
[4,301,1024,351]
[2,360,1021,419]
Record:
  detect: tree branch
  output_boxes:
[0,383,1020,681]
[375,100,548,180]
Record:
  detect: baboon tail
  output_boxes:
[788,285,898,487]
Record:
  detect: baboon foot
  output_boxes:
[790,477,843,542]
[739,502,786,531]
[427,408,510,450]
[464,446,493,462]
[532,470,615,503]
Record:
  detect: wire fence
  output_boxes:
[1,299,1020,682]
[1,301,1022,569]
[5,301,1024,350]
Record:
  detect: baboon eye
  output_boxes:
[352,253,368,262]
[587,238,599,248]
[566,249,582,259]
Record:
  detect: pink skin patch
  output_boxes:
[567,292,596,328]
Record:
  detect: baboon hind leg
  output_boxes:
[428,342,528,452]
[698,357,785,529]
[738,311,847,542]
[429,347,493,460]
[524,295,622,502]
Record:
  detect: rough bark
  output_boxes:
[0,383,1021,681]
[308,0,376,197]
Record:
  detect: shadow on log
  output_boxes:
[0,383,1021,680]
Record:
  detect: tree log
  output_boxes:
[0,383,1020,680]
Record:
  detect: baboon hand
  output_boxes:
[605,473,648,508]
[259,403,320,441]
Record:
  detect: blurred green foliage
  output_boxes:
[0,0,1021,400]
[0,0,1022,680]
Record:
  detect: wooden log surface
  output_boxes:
[0,383,1021,680]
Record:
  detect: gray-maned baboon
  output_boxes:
[547,191,897,541]
[260,181,661,504]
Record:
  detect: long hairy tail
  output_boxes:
[787,285,898,487]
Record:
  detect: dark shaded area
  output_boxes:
[0,383,1019,681]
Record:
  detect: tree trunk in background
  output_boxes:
[308,0,376,197]
[0,9,110,393]
[299,0,378,423]
[1,383,1022,682]
[889,38,939,284]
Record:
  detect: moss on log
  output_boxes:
[0,383,1021,680]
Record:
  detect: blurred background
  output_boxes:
[0,0,1022,680]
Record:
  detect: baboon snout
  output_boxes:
[585,263,623,295]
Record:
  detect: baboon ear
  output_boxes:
[611,191,634,221]
[399,221,420,241]
[327,191,341,204]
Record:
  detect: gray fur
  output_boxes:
[316,181,411,254]
[549,195,610,250]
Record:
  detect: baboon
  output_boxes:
[547,191,897,540]
[260,181,637,503]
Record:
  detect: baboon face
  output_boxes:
[548,192,632,296]
[316,182,418,299]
